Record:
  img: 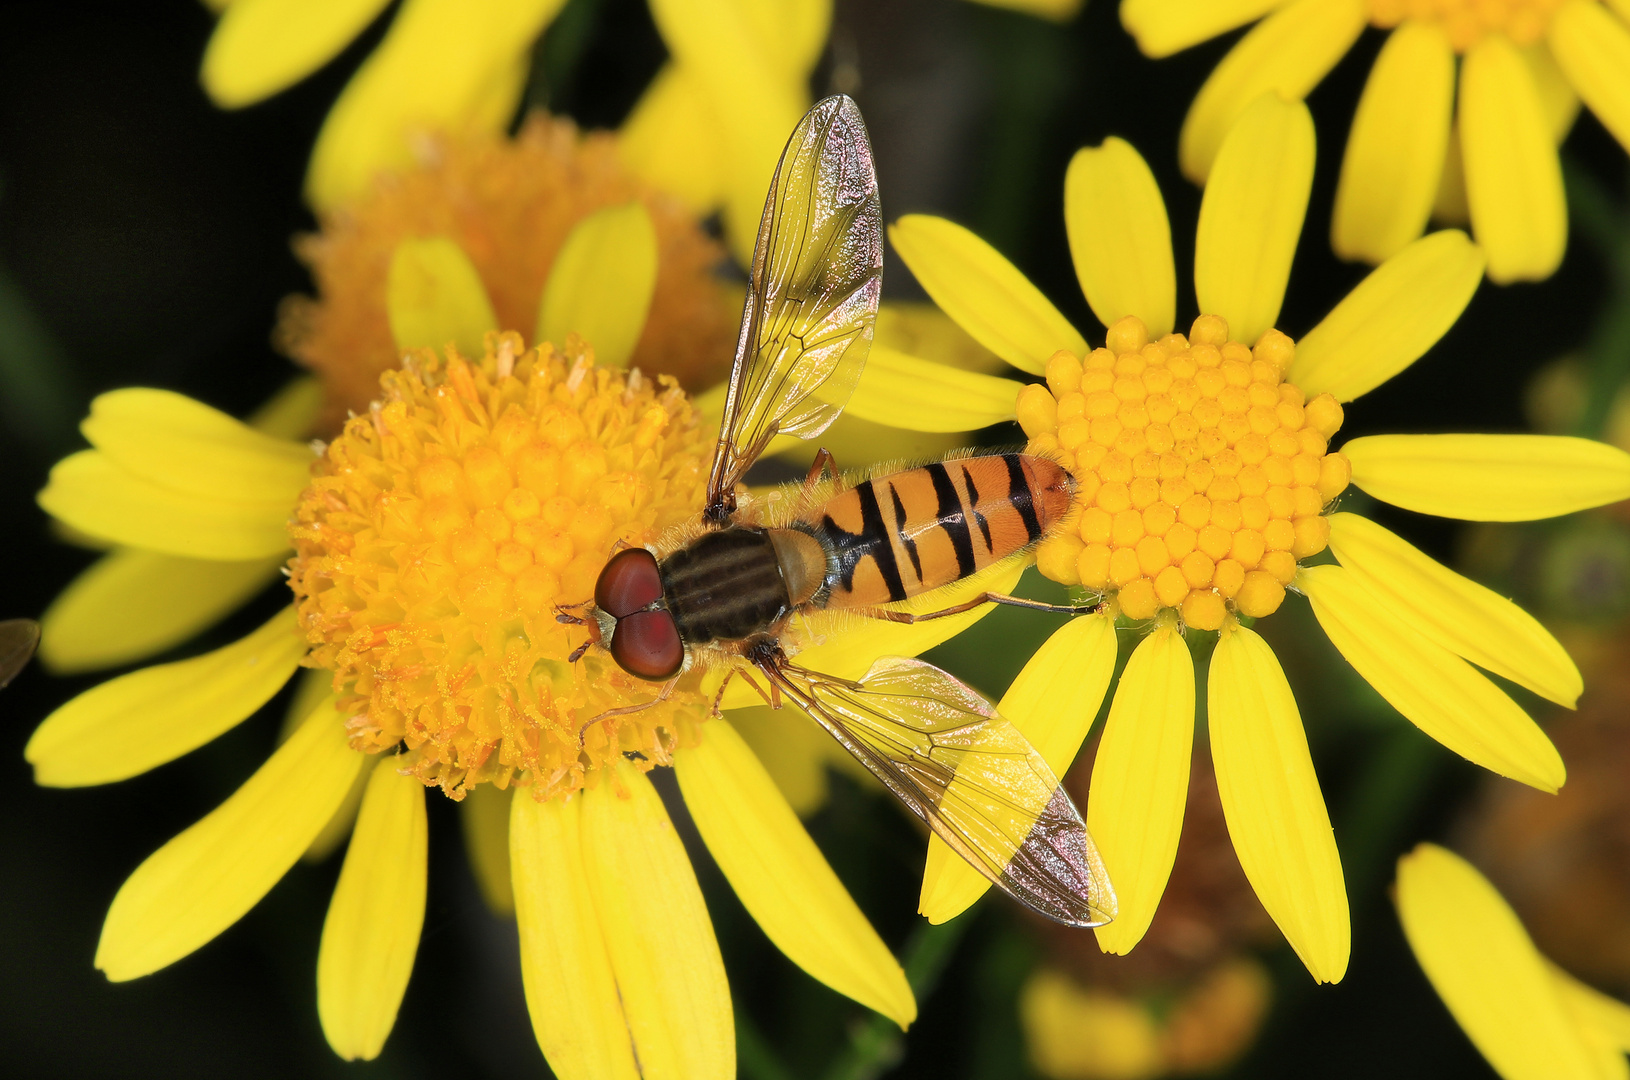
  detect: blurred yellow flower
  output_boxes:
[1397,843,1630,1080]
[1120,0,1630,282]
[884,93,1630,985]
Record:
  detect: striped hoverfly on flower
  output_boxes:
[564,95,1115,929]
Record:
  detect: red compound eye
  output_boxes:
[609,610,684,681]
[595,548,664,618]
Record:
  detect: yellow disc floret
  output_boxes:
[288,332,712,801]
[1023,315,1351,629]
[1366,0,1574,51]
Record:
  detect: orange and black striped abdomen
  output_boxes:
[809,453,1073,608]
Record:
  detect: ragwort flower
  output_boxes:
[1397,843,1630,1080]
[28,332,953,1072]
[886,93,1630,983]
[1120,0,1630,282]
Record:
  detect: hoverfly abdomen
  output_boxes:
[813,453,1074,609]
[659,528,795,644]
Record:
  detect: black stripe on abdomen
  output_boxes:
[889,482,923,583]
[821,479,909,603]
[928,462,976,577]
[961,464,994,553]
[1005,454,1043,542]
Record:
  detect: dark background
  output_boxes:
[1,0,1626,1077]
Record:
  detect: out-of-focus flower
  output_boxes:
[1397,843,1630,1080]
[967,0,1088,22]
[620,0,830,264]
[1119,0,1630,283]
[200,0,568,211]
[278,113,739,428]
[1021,748,1277,1080]
[881,93,1630,984]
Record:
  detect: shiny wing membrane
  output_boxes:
[705,94,882,520]
[764,655,1116,927]
[0,618,39,690]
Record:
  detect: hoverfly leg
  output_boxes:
[729,664,779,710]
[803,447,838,490]
[576,675,679,745]
[854,591,1107,625]
[567,640,593,663]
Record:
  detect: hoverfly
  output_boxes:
[0,618,39,690]
[571,96,1114,928]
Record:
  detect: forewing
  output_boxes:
[767,655,1115,927]
[0,618,39,690]
[706,94,882,517]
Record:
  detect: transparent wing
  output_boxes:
[705,94,882,520]
[0,618,39,690]
[763,655,1116,927]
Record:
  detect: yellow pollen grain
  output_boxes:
[1365,0,1574,51]
[288,333,713,802]
[1031,316,1349,626]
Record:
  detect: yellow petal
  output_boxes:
[510,791,638,1080]
[889,215,1086,374]
[1460,34,1567,284]
[305,0,566,211]
[1299,564,1564,791]
[972,0,1084,17]
[1178,0,1365,183]
[619,65,727,214]
[1395,843,1605,1080]
[80,388,314,504]
[1331,22,1455,264]
[1291,230,1485,402]
[95,696,365,981]
[1064,137,1176,338]
[713,558,1029,709]
[39,451,295,560]
[1209,624,1349,982]
[1552,962,1630,1056]
[460,782,515,915]
[580,761,734,1080]
[303,756,373,865]
[317,763,427,1061]
[1327,513,1582,707]
[535,202,659,370]
[1120,0,1287,58]
[1434,120,1471,226]
[646,0,808,264]
[387,236,500,358]
[1193,93,1316,346]
[920,612,1118,923]
[201,0,393,108]
[1526,40,1583,143]
[27,607,305,787]
[676,720,915,1027]
[1549,0,1630,155]
[874,300,1006,374]
[845,346,1022,432]
[1342,433,1630,520]
[1019,969,1164,1080]
[1089,623,1195,954]
[38,548,281,674]
[727,704,833,816]
[247,376,324,440]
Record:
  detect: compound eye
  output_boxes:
[595,548,664,618]
[609,610,685,681]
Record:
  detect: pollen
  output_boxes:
[1022,315,1350,629]
[277,113,739,431]
[1365,0,1573,51]
[288,332,714,801]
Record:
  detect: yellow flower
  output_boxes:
[1396,843,1630,1080]
[1120,0,1630,283]
[200,0,568,211]
[27,331,947,1070]
[884,93,1630,984]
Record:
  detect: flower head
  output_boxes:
[1121,0,1630,282]
[889,92,1630,984]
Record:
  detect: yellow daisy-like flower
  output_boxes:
[1120,0,1630,282]
[28,331,967,1071]
[1397,843,1630,1080]
[200,0,567,210]
[886,93,1630,983]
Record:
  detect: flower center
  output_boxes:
[1019,315,1351,630]
[288,333,713,800]
[1365,0,1574,51]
